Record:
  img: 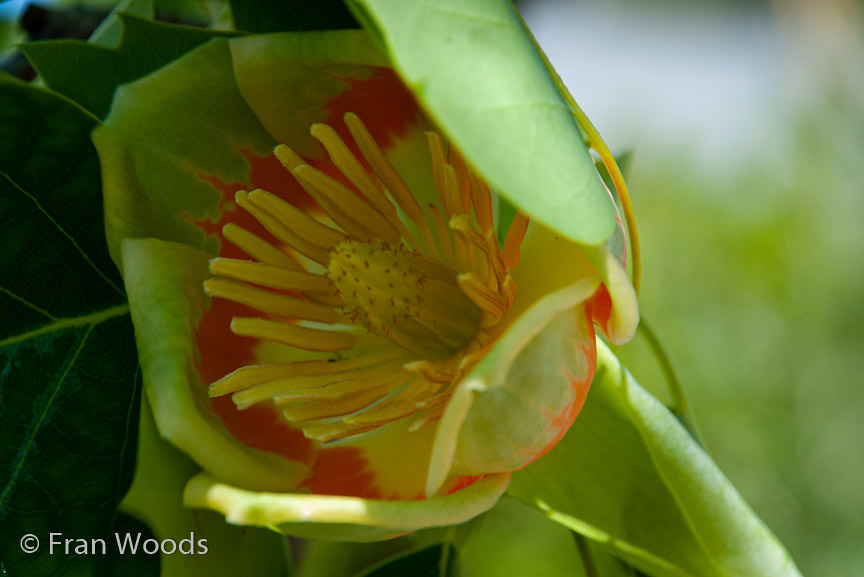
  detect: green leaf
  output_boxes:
[0,76,140,576]
[453,496,588,577]
[20,14,238,119]
[348,0,617,246]
[230,0,358,33]
[507,341,803,577]
[355,543,455,577]
[88,0,154,47]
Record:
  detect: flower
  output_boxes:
[94,5,638,541]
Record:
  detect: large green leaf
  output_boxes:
[347,0,617,246]
[451,495,646,577]
[229,0,358,33]
[20,14,238,119]
[0,76,140,575]
[508,341,802,577]
[453,496,587,577]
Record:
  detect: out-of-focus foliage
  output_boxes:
[617,90,864,577]
[517,0,864,573]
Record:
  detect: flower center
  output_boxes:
[204,112,529,443]
[328,240,482,360]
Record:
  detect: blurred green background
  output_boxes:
[521,0,864,575]
[2,0,861,574]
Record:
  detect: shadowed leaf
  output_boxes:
[0,76,142,576]
[20,14,237,119]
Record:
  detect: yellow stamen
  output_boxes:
[447,145,472,214]
[428,204,455,263]
[209,349,404,396]
[209,258,333,293]
[502,210,530,270]
[229,356,409,409]
[311,123,389,209]
[235,191,330,265]
[457,273,508,320]
[425,131,450,215]
[294,164,402,245]
[442,164,464,217]
[327,240,481,359]
[274,143,305,171]
[343,379,434,425]
[206,113,533,444]
[222,223,302,271]
[343,112,425,226]
[279,377,405,424]
[273,371,410,410]
[246,189,347,250]
[404,360,454,384]
[230,317,354,351]
[468,167,494,234]
[300,420,381,443]
[484,228,508,288]
[204,278,341,324]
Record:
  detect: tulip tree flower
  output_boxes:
[94,0,638,541]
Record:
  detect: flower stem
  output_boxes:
[637,319,703,444]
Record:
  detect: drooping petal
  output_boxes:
[583,243,640,344]
[183,470,509,542]
[427,274,600,495]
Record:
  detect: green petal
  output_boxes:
[348,0,617,245]
[122,396,290,577]
[121,237,308,491]
[93,37,276,267]
[514,219,639,345]
[183,471,509,542]
[230,31,451,218]
[584,243,640,344]
[229,31,388,156]
[507,341,802,577]
[427,276,600,495]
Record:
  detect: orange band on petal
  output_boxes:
[196,279,315,466]
[302,447,381,499]
[325,69,421,151]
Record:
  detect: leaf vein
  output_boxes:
[0,323,94,513]
[0,170,125,298]
[0,304,129,348]
[0,286,57,321]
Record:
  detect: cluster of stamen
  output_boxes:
[205,112,528,443]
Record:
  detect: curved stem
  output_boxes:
[571,104,641,297]
[637,319,703,444]
[512,5,642,295]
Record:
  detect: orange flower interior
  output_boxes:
[205,112,528,445]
